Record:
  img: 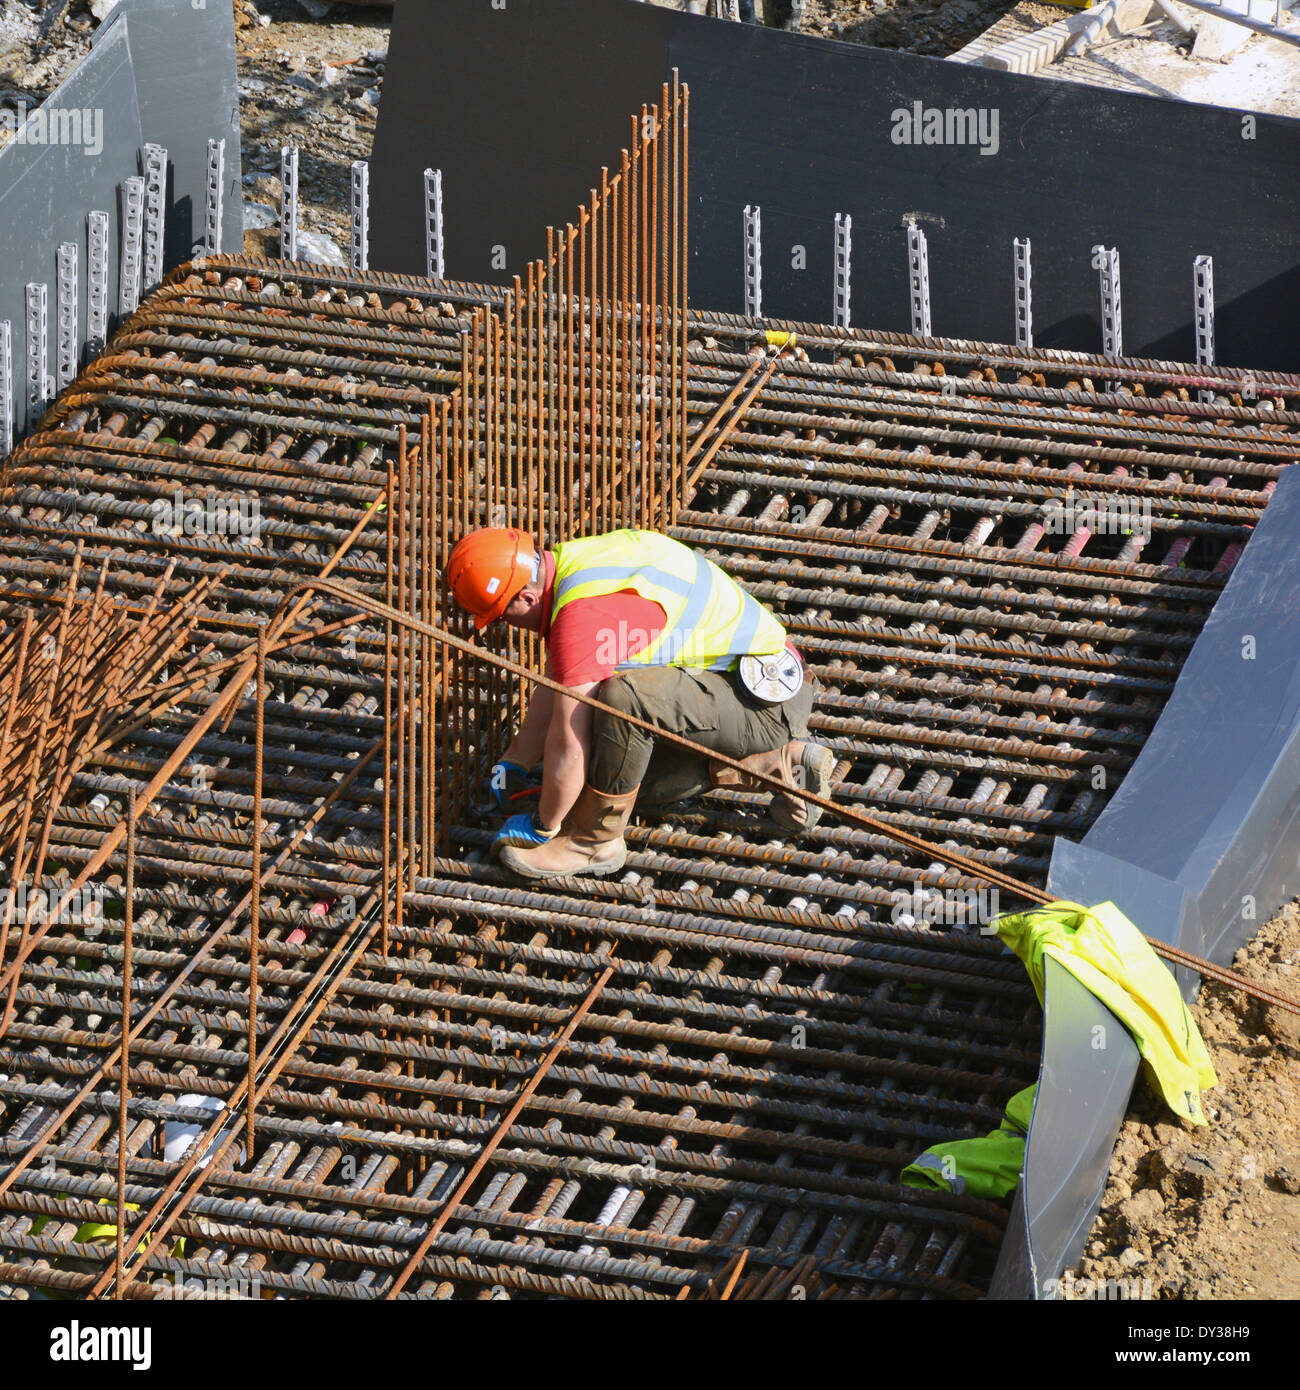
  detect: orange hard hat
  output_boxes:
[446,528,537,630]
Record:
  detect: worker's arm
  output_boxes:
[536,682,597,831]
[500,685,555,770]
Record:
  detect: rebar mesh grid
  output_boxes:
[0,248,1295,1298]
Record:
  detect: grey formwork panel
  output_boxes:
[991,466,1300,1297]
[0,20,143,439]
[0,0,242,442]
[1082,463,1300,965]
[372,0,1300,369]
[106,0,243,261]
[992,959,1141,1301]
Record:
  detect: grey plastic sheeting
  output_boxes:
[991,464,1300,1298]
[0,0,241,439]
[101,0,244,269]
[0,21,141,440]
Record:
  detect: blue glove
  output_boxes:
[494,812,560,851]
[487,760,533,811]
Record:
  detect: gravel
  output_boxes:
[233,0,389,257]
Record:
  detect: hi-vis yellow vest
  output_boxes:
[550,529,787,672]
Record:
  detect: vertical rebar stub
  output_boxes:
[424,168,444,281]
[56,242,79,390]
[87,210,109,358]
[142,142,168,290]
[25,282,49,430]
[0,320,12,460]
[350,160,370,272]
[119,176,145,319]
[1194,254,1215,403]
[1093,243,1122,358]
[205,138,225,255]
[280,146,299,263]
[743,203,762,320]
[833,213,852,330]
[1013,237,1032,352]
[908,224,931,338]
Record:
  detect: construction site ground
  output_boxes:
[792,0,1034,55]
[2,0,1299,1302]
[1062,901,1300,1300]
[233,0,390,262]
[796,0,1300,116]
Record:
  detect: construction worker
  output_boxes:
[445,526,835,881]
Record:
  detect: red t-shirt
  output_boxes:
[541,548,667,684]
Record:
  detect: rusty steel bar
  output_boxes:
[683,354,781,497]
[384,450,394,955]
[670,71,681,527]
[249,624,265,1156]
[88,883,386,1300]
[115,787,135,1299]
[396,419,409,900]
[294,574,1299,1019]
[405,399,418,887]
[0,512,389,1198]
[417,92,698,836]
[679,79,690,529]
[422,405,433,877]
[384,961,616,1298]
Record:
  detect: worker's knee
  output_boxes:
[596,672,640,718]
[591,674,648,765]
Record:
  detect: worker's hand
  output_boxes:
[487,760,535,812]
[493,813,560,851]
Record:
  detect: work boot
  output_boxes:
[499,784,639,881]
[709,741,836,832]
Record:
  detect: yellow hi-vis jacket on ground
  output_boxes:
[550,529,788,673]
[29,1197,185,1298]
[995,900,1217,1126]
[901,1085,1036,1199]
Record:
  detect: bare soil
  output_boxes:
[233,0,389,261]
[791,0,1026,56]
[0,0,94,148]
[1061,900,1300,1300]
